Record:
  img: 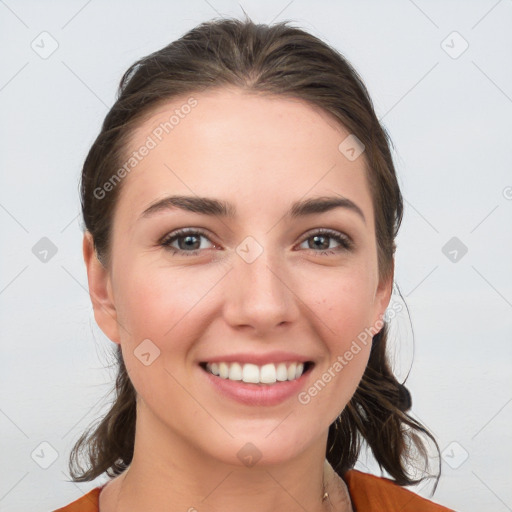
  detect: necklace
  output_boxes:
[322,466,330,501]
[321,460,354,511]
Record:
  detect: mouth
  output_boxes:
[199,361,315,385]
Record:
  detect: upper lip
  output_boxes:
[199,351,314,366]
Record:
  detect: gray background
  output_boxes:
[1,1,511,510]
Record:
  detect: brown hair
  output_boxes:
[70,15,440,489]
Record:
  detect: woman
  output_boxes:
[55,15,453,511]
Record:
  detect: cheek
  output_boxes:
[295,266,375,414]
[303,262,377,338]
[115,260,224,340]
[112,263,219,408]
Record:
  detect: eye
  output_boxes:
[160,227,353,257]
[297,229,353,255]
[160,228,216,256]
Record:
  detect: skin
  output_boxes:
[83,86,393,512]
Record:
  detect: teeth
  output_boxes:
[260,363,276,384]
[287,363,297,380]
[218,362,229,379]
[276,363,288,381]
[205,361,307,384]
[228,362,242,381]
[242,363,260,383]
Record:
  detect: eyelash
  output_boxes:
[160,228,354,257]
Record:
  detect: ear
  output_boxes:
[82,231,121,344]
[371,258,394,330]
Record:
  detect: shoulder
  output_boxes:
[53,485,103,512]
[344,469,455,511]
[53,473,455,512]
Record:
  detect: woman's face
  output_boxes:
[86,87,392,467]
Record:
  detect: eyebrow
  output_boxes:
[140,194,366,224]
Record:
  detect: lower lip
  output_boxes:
[200,365,313,406]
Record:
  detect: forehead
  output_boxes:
[115,87,373,226]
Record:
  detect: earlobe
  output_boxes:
[82,231,121,344]
[372,259,395,329]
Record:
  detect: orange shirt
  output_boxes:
[53,469,454,511]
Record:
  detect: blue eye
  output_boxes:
[160,228,214,256]
[160,228,353,257]
[297,229,353,255]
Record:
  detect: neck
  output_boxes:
[106,460,352,512]
[100,403,353,512]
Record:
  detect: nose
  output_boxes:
[222,247,300,335]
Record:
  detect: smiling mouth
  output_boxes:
[199,361,314,385]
